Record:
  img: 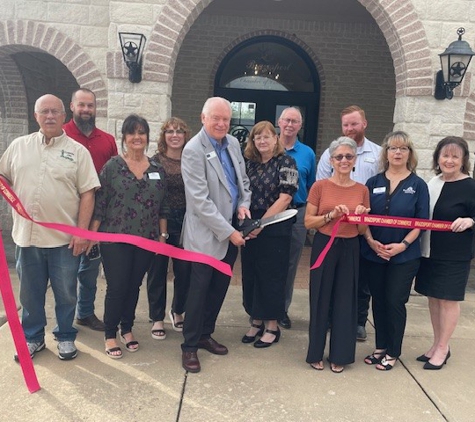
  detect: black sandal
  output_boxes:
[376,356,397,371]
[364,350,386,365]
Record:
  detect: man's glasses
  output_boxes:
[37,109,63,116]
[332,154,355,161]
[387,146,410,153]
[280,118,301,125]
[164,129,185,135]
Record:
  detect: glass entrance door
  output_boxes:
[214,35,320,151]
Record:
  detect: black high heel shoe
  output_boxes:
[423,348,451,370]
[416,353,430,362]
[242,322,265,344]
[254,328,281,348]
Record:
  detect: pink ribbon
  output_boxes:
[310,213,453,270]
[0,175,232,393]
[0,233,41,393]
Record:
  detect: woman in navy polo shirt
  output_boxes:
[361,131,429,370]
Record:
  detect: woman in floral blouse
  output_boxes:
[91,114,169,359]
[240,120,298,348]
[146,117,191,340]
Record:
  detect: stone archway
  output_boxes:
[144,0,432,98]
[0,20,108,117]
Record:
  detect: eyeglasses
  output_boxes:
[164,129,185,135]
[280,118,301,125]
[331,154,355,161]
[387,146,410,153]
[36,109,63,116]
[254,135,274,142]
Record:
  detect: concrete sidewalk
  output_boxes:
[1,240,474,421]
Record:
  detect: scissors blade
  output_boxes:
[259,209,298,229]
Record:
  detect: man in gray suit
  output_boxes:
[180,97,251,373]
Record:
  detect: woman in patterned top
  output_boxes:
[146,117,191,340]
[240,120,298,348]
[91,114,169,359]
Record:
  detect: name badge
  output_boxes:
[364,157,376,163]
[148,172,161,180]
[206,151,217,160]
[373,186,386,194]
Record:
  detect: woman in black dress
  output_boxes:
[415,136,475,370]
[240,121,298,348]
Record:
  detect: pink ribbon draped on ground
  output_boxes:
[0,175,232,393]
[310,213,453,270]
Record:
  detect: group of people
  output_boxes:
[1,92,473,375]
[306,107,475,373]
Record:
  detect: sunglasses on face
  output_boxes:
[331,154,355,161]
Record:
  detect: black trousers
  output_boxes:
[357,247,371,327]
[365,257,420,357]
[101,243,154,339]
[306,233,358,366]
[241,220,291,320]
[146,233,191,321]
[181,244,238,352]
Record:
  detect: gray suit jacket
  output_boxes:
[181,128,251,260]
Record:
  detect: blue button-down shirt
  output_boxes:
[208,133,239,211]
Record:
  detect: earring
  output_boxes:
[352,167,355,172]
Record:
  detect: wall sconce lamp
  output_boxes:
[118,32,147,83]
[435,28,475,100]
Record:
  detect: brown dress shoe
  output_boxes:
[197,337,228,355]
[182,351,201,373]
[76,314,106,331]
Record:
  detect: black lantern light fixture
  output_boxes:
[434,28,475,100]
[118,32,147,83]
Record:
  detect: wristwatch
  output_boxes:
[401,239,410,249]
[160,232,169,240]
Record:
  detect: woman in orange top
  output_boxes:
[305,136,370,373]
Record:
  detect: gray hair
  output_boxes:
[202,97,232,116]
[328,136,357,156]
[34,94,66,113]
[279,106,302,121]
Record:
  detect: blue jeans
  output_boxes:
[16,245,80,342]
[76,253,101,319]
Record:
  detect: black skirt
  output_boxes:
[414,257,471,301]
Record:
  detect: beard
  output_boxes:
[74,114,96,134]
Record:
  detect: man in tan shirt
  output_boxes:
[0,94,100,362]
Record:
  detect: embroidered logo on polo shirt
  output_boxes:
[403,186,416,194]
[60,150,75,161]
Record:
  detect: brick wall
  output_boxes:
[171,14,396,156]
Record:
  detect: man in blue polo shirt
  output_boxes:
[278,107,316,329]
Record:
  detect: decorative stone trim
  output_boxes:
[0,20,108,117]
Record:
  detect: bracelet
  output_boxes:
[323,213,332,224]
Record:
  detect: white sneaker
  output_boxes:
[57,341,78,360]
